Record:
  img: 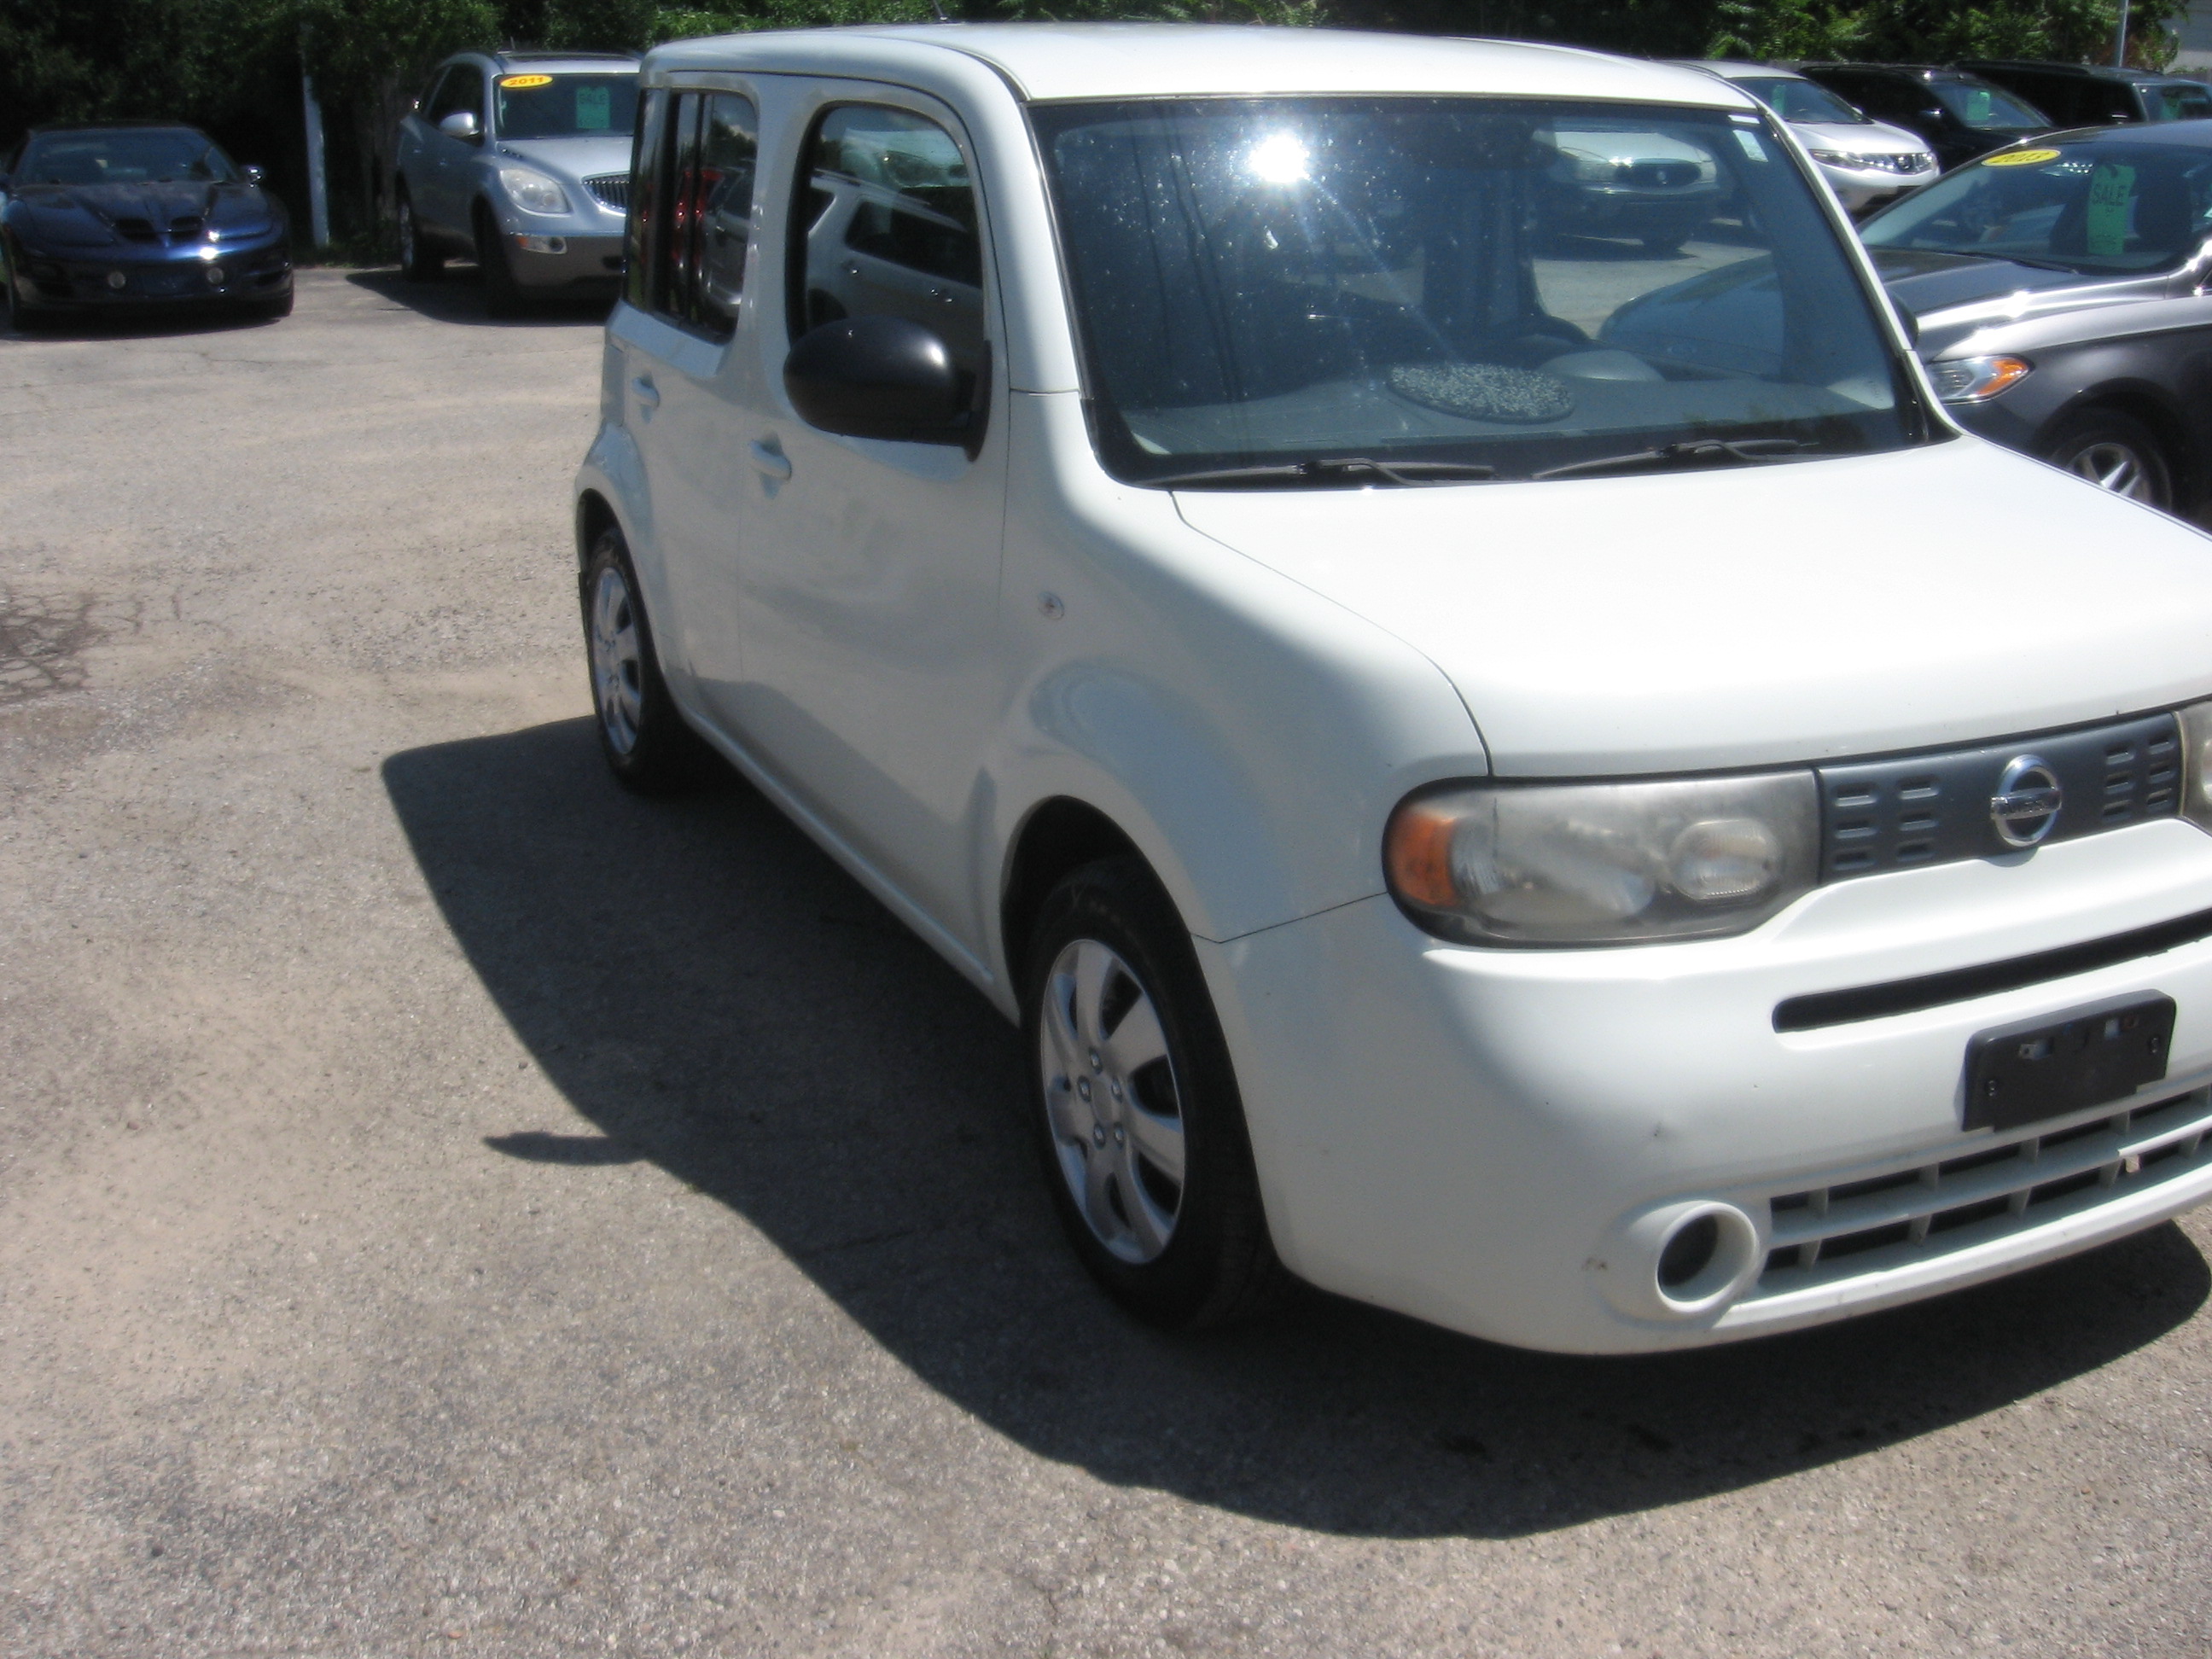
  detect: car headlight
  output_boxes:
[1927,354,2033,403]
[1384,772,1819,946]
[498,166,572,216]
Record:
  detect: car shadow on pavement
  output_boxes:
[2,306,282,342]
[346,267,613,327]
[384,718,2210,1540]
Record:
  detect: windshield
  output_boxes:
[16,129,236,185]
[493,73,638,140]
[1033,96,1920,486]
[1932,80,2048,132]
[1862,139,2212,272]
[2152,82,2212,121]
[1735,77,1868,125]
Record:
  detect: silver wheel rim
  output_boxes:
[2067,439,2157,501]
[1039,938,1186,1264]
[590,565,644,755]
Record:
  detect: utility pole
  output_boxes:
[300,30,331,250]
[2115,0,2133,67]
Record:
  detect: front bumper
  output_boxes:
[1566,185,1724,236]
[500,230,623,292]
[11,236,292,310]
[1819,160,1935,214]
[1200,817,2212,1353]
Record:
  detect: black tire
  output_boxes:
[475,209,524,318]
[1022,856,1289,1330]
[579,527,714,794]
[397,188,443,282]
[242,287,294,321]
[2038,408,2176,512]
[3,245,50,333]
[1640,229,1691,256]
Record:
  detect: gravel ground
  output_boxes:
[2,268,2209,1659]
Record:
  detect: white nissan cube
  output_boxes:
[575,23,2212,1353]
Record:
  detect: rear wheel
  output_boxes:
[1024,856,1289,1330]
[475,209,524,318]
[2039,409,2175,510]
[397,188,443,282]
[579,527,713,793]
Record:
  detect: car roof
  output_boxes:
[1679,61,1807,83]
[2003,117,2212,147]
[24,121,210,136]
[649,23,1756,108]
[1958,58,2182,85]
[1798,62,1992,82]
[455,49,637,73]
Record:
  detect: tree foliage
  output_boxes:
[2,0,2196,247]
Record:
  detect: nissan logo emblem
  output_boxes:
[1990,754,2064,847]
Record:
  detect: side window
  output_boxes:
[634,90,757,341]
[790,102,985,379]
[625,87,667,313]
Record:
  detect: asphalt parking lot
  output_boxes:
[3,268,2210,1658]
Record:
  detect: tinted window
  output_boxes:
[624,87,667,313]
[790,104,985,378]
[1035,97,1918,486]
[1933,80,2047,131]
[631,89,756,341]
[2154,84,2212,121]
[494,73,640,140]
[17,128,236,184]
[1736,78,1867,125]
[429,65,485,125]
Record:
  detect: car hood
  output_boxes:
[1869,247,2159,354]
[1789,119,1929,154]
[492,136,634,182]
[7,180,278,246]
[1170,438,2212,776]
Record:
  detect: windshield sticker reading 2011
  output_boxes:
[500,73,552,89]
[1983,148,2061,166]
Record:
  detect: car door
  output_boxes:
[728,86,1007,948]
[423,61,487,237]
[608,84,762,707]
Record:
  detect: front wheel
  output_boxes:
[1024,857,1288,1329]
[3,245,49,333]
[2039,409,2175,510]
[475,212,524,318]
[397,189,443,282]
[579,527,713,793]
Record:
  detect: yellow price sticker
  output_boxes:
[1982,148,2063,167]
[499,73,553,89]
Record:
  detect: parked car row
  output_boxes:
[572,25,2212,1357]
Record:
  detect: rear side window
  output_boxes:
[628,87,758,341]
[789,102,986,381]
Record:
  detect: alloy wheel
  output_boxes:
[1038,938,1187,1263]
[2066,439,2156,501]
[589,565,644,755]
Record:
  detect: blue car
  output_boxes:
[2,122,293,330]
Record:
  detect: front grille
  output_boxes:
[1618,160,1700,188]
[584,172,630,211]
[1817,712,2179,881]
[114,217,159,242]
[1750,1086,2212,1295]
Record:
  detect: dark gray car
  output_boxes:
[1860,122,2212,512]
[393,49,638,315]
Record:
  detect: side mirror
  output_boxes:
[783,315,981,448]
[437,111,481,142]
[242,165,265,184]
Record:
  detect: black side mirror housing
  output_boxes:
[783,315,984,451]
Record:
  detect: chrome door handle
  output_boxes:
[630,376,660,409]
[748,439,792,481]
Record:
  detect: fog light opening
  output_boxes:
[1651,1202,1760,1313]
[1658,1214,1719,1289]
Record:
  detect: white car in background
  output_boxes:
[1685,60,1938,214]
[579,24,2212,1355]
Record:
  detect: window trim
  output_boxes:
[631,82,760,346]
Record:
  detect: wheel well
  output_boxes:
[575,491,616,573]
[999,798,1144,987]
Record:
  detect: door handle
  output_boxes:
[748,439,792,481]
[630,376,660,409]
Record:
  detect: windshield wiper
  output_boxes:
[1531,437,1814,482]
[1148,456,1497,490]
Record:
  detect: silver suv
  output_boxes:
[394,50,638,314]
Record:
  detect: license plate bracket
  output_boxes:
[1964,992,2175,1133]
